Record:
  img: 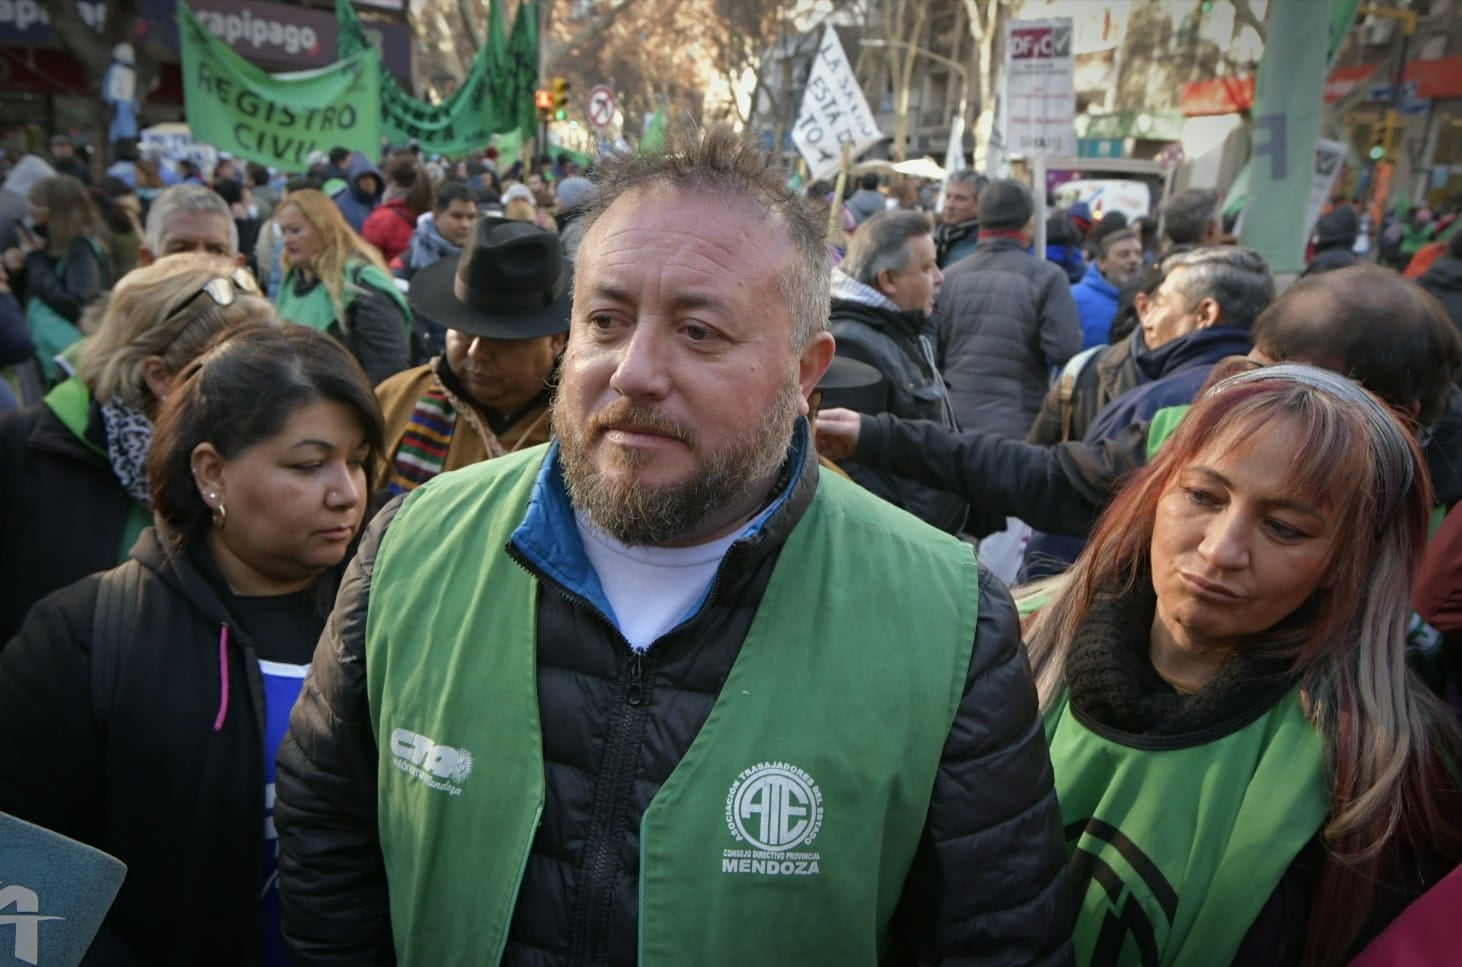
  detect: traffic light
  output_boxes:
[535,88,553,122]
[552,76,570,121]
[1369,139,1386,162]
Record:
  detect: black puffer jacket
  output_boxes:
[274,441,1074,965]
[934,236,1082,440]
[826,291,968,534]
[0,529,321,965]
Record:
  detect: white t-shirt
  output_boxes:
[575,512,743,653]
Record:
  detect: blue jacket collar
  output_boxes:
[1136,326,1254,382]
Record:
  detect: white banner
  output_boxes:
[792,25,882,181]
[1004,18,1076,157]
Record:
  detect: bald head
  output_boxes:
[1251,265,1461,426]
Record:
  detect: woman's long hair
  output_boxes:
[29,175,104,257]
[276,189,391,326]
[1024,364,1462,965]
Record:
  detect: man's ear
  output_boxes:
[1194,297,1222,330]
[138,246,156,267]
[796,332,837,417]
[874,268,898,299]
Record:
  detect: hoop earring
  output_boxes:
[212,502,227,530]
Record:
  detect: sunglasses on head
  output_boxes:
[168,267,261,321]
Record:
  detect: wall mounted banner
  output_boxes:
[178,1,381,169]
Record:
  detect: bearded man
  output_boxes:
[274,128,1071,965]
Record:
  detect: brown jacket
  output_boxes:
[376,361,553,484]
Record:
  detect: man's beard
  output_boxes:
[553,378,801,546]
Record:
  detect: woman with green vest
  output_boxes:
[0,254,274,642]
[273,188,416,386]
[1022,364,1462,965]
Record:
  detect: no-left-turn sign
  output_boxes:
[587,85,616,129]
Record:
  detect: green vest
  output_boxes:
[44,375,150,563]
[275,258,411,336]
[366,445,981,964]
[1145,404,1190,460]
[1046,689,1329,966]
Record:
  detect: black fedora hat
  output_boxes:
[409,217,572,340]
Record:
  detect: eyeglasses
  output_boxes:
[167,268,261,322]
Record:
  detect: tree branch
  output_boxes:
[1229,0,1266,44]
[543,0,650,67]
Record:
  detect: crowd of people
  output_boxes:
[0,122,1461,966]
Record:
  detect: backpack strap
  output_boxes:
[90,564,142,720]
[1058,346,1103,442]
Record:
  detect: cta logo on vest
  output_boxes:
[390,728,473,796]
[722,762,823,876]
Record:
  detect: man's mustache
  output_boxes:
[585,398,695,447]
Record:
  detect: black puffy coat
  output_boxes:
[274,444,1075,966]
[934,236,1082,441]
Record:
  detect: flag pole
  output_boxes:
[828,141,853,237]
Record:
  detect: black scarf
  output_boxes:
[1064,578,1294,740]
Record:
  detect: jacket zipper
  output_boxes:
[508,543,654,965]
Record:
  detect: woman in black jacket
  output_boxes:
[1,174,111,380]
[0,324,384,965]
[1023,363,1462,965]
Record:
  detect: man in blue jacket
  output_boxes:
[1071,228,1143,348]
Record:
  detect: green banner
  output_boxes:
[338,0,536,156]
[505,0,540,141]
[1238,0,1332,274]
[178,2,380,170]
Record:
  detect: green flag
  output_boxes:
[506,1,540,141]
[641,108,667,153]
[337,0,518,156]
[178,1,380,169]
[1238,0,1332,273]
[495,128,525,170]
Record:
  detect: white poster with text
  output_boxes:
[1004,18,1076,157]
[792,25,882,180]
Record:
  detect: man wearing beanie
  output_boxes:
[932,178,1080,572]
[554,175,593,261]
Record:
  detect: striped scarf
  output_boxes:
[388,381,456,495]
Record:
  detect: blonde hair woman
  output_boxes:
[1025,364,1462,966]
[0,254,275,641]
[272,189,416,384]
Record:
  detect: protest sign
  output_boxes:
[178,1,380,169]
[792,25,882,181]
[1004,18,1076,157]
